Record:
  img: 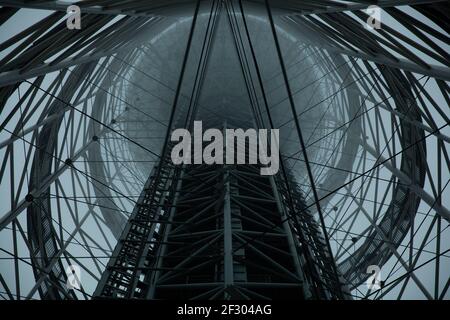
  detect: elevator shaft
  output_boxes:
[94,145,346,299]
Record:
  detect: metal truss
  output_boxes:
[95,157,347,300]
[0,0,448,300]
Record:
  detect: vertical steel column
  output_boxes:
[223,168,235,289]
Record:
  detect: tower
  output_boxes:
[0,0,449,301]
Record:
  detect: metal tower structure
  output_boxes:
[0,0,449,300]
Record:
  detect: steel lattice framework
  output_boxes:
[0,0,449,300]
